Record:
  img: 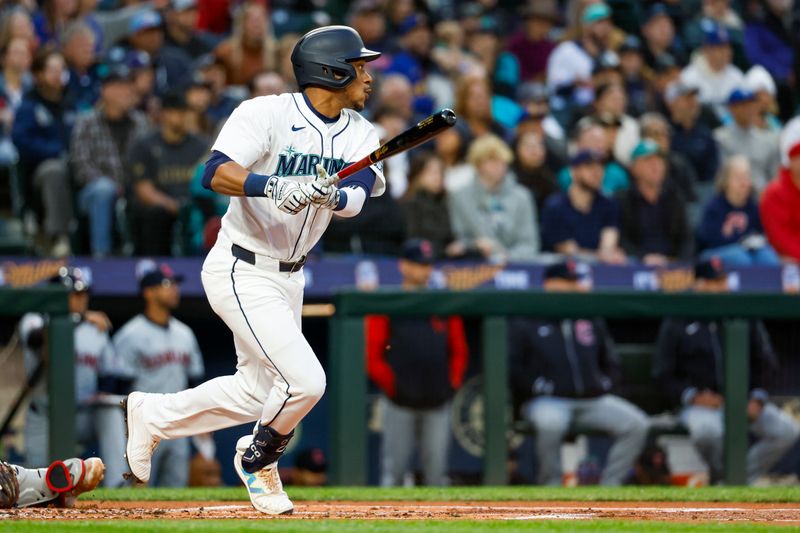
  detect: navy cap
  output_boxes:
[139,263,185,291]
[402,238,435,264]
[727,87,755,105]
[294,448,327,474]
[50,266,91,292]
[644,3,669,25]
[398,13,428,36]
[161,90,188,110]
[129,9,162,34]
[702,20,730,46]
[569,149,605,167]
[544,262,580,281]
[694,259,727,280]
[101,64,132,84]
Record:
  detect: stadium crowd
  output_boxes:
[0,0,799,265]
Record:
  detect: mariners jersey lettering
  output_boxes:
[111,315,204,394]
[211,92,386,261]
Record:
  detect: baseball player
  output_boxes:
[111,263,205,487]
[0,457,104,509]
[19,267,127,485]
[123,25,385,514]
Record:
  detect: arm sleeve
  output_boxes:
[211,98,272,169]
[333,185,367,218]
[365,315,396,397]
[446,317,469,390]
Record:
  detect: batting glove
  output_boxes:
[264,176,312,215]
[303,164,340,210]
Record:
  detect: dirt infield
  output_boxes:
[3,500,800,524]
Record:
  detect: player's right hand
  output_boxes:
[266,176,311,215]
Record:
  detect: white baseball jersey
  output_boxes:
[111,315,204,394]
[211,92,386,261]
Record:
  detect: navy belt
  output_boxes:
[231,244,306,273]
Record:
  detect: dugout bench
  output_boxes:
[328,290,800,486]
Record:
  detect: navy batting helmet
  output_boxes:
[50,266,91,292]
[291,25,380,90]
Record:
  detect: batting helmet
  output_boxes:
[291,25,380,90]
[50,266,91,292]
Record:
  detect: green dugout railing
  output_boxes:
[0,287,73,462]
[328,290,800,486]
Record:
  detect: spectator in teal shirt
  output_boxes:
[557,118,629,195]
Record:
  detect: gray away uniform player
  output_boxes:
[122,25,385,514]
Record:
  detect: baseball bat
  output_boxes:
[334,108,457,182]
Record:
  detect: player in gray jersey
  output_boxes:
[110,263,204,487]
[18,267,127,485]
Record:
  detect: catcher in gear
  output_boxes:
[0,457,104,509]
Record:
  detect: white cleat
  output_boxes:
[234,435,294,515]
[121,391,160,484]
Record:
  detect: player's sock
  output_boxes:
[241,425,294,474]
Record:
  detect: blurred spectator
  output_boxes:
[112,262,205,487]
[33,0,79,47]
[401,152,461,260]
[506,0,558,83]
[465,17,519,101]
[713,88,780,193]
[163,0,214,60]
[214,2,275,87]
[374,106,410,198]
[275,33,300,92]
[374,74,416,124]
[121,49,156,120]
[592,82,639,167]
[542,149,625,264]
[639,112,698,204]
[248,70,288,98]
[347,0,390,56]
[71,66,148,257]
[196,0,232,35]
[666,80,720,188]
[127,91,207,256]
[366,239,468,486]
[653,260,799,484]
[434,126,471,192]
[683,0,747,69]
[640,3,687,70]
[0,36,33,112]
[0,8,38,55]
[430,20,476,81]
[12,47,73,256]
[184,80,214,138]
[546,2,617,126]
[385,13,441,116]
[509,262,648,486]
[448,134,539,263]
[124,9,191,95]
[696,156,778,266]
[557,118,629,195]
[516,82,566,151]
[617,140,693,265]
[61,21,101,113]
[453,74,506,144]
[760,118,800,263]
[743,65,781,132]
[617,35,647,118]
[680,21,744,120]
[648,53,682,116]
[196,55,238,124]
[513,131,558,213]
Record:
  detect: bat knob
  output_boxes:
[440,108,457,125]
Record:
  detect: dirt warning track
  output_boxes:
[3,500,800,524]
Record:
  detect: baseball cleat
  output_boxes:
[51,458,105,508]
[234,436,293,515]
[122,392,160,484]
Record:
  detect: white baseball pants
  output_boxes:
[134,235,326,439]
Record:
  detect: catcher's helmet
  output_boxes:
[50,266,91,293]
[291,25,380,90]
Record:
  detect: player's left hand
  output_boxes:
[302,164,340,210]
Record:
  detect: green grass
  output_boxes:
[85,485,800,503]
[4,521,798,533]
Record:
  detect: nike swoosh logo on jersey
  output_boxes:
[291,125,305,131]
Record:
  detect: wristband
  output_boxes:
[243,173,273,197]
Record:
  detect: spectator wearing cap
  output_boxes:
[696,155,778,266]
[71,65,149,257]
[213,2,275,87]
[12,48,74,256]
[713,88,780,193]
[639,112,698,204]
[592,82,639,167]
[385,13,440,117]
[465,17,520,105]
[366,238,468,486]
[401,152,463,260]
[164,0,215,60]
[542,149,625,264]
[546,2,617,127]
[126,91,208,256]
[125,9,191,95]
[616,35,647,118]
[506,0,558,83]
[111,262,205,487]
[509,261,648,486]
[665,80,720,188]
[680,20,744,120]
[743,66,781,133]
[653,260,798,484]
[683,0,747,69]
[760,118,800,263]
[557,118,629,195]
[448,134,540,264]
[640,3,687,70]
[513,131,559,214]
[617,140,692,265]
[743,1,792,120]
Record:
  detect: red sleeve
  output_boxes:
[761,184,800,261]
[446,316,469,389]
[365,315,396,398]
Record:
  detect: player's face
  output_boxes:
[399,259,432,288]
[343,60,373,111]
[69,291,89,315]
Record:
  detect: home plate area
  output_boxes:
[4,501,800,523]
